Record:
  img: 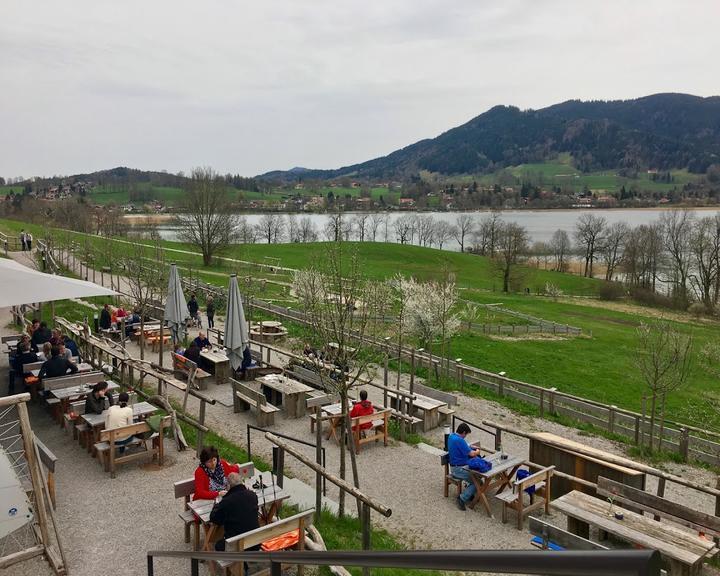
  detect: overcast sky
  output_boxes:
[1,0,718,179]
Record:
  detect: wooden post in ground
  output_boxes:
[361,502,371,576]
[158,315,165,370]
[315,407,323,523]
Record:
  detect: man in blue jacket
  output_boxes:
[447,423,481,511]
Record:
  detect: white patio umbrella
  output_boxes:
[164,263,190,344]
[225,274,249,371]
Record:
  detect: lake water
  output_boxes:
[128,208,720,250]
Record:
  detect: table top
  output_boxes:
[553,490,716,565]
[31,362,93,378]
[51,380,120,400]
[468,451,525,479]
[258,374,314,395]
[188,477,290,524]
[200,349,230,364]
[258,321,282,329]
[385,389,446,411]
[81,401,157,428]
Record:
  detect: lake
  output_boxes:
[127,208,720,250]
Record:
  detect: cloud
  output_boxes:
[0,0,718,177]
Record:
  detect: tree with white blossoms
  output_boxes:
[404,274,461,379]
[292,244,384,517]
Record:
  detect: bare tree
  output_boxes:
[324,211,344,242]
[600,221,629,281]
[298,217,318,243]
[689,215,720,311]
[368,213,386,242]
[393,215,413,244]
[476,210,503,256]
[635,321,693,452]
[237,217,258,244]
[351,213,370,242]
[176,168,239,265]
[292,244,383,516]
[415,215,435,247]
[574,213,606,277]
[550,229,571,272]
[660,210,695,306]
[453,214,476,252]
[286,215,300,243]
[434,220,454,249]
[494,222,529,292]
[255,213,285,244]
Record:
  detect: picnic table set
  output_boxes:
[257,373,314,419]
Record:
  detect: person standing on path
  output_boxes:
[26,232,33,251]
[206,297,215,329]
[19,230,26,251]
[447,423,482,511]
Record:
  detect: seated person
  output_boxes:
[63,335,79,359]
[58,342,73,362]
[172,343,186,357]
[349,389,375,431]
[209,472,260,553]
[38,345,78,379]
[49,329,63,347]
[183,342,201,364]
[85,381,114,415]
[193,332,211,349]
[115,307,127,320]
[104,392,135,453]
[41,341,52,361]
[11,342,38,395]
[31,321,52,348]
[239,346,255,376]
[447,423,482,511]
[16,334,37,355]
[193,446,240,501]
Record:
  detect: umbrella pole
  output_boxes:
[158,314,165,369]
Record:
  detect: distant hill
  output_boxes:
[260,93,720,180]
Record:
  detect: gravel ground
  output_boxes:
[3,266,720,576]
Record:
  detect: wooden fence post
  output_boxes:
[549,387,556,415]
[539,389,544,417]
[608,406,616,434]
[679,427,689,463]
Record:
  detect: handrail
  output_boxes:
[147,549,662,576]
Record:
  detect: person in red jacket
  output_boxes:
[350,389,375,431]
[193,446,240,500]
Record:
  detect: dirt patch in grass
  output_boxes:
[487,333,568,342]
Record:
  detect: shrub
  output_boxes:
[628,286,675,309]
[687,302,708,318]
[598,281,624,301]
[544,282,563,300]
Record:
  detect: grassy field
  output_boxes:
[2,217,717,428]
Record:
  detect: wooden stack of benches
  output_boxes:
[230,378,280,427]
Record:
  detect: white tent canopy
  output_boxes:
[0,258,117,307]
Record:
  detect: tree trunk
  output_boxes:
[338,389,347,517]
[657,393,667,453]
[647,392,657,452]
[345,407,362,516]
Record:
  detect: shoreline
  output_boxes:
[123,204,720,224]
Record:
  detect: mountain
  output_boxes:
[259,93,720,180]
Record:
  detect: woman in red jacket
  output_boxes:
[193,446,240,500]
[350,389,375,431]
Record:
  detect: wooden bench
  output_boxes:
[172,353,211,390]
[64,400,92,447]
[217,508,315,576]
[529,516,608,551]
[145,332,171,352]
[351,409,390,454]
[286,365,326,390]
[597,476,720,540]
[94,416,169,478]
[413,381,459,406]
[388,408,422,432]
[231,378,280,428]
[42,371,105,392]
[496,465,554,530]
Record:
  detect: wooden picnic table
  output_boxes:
[387,389,447,431]
[51,380,120,415]
[199,348,231,385]
[81,401,158,455]
[467,451,525,517]
[188,476,290,552]
[31,362,94,378]
[553,490,717,575]
[257,374,314,418]
[319,402,346,442]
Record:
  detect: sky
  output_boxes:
[1,0,719,179]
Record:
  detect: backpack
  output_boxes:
[467,457,492,473]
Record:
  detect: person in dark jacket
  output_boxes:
[38,346,78,379]
[13,342,38,373]
[187,294,200,325]
[15,334,37,355]
[99,304,112,330]
[206,297,215,329]
[63,335,79,359]
[209,472,259,551]
[193,332,210,349]
[31,322,52,348]
[184,343,201,364]
[85,381,114,414]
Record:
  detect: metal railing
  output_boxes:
[147,549,662,576]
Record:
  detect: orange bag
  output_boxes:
[25,376,39,385]
[261,529,299,551]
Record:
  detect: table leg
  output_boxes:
[567,516,590,539]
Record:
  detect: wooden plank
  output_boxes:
[552,491,715,565]
[225,509,315,549]
[33,435,57,473]
[597,477,720,538]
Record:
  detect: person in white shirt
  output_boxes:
[104,392,134,451]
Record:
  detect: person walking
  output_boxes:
[26,232,33,251]
[19,230,26,251]
[206,297,215,329]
